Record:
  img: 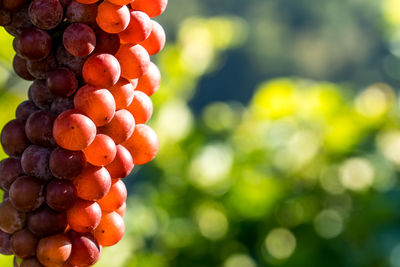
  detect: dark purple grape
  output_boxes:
[10,228,38,259]
[0,229,12,255]
[9,176,45,212]
[47,68,78,97]
[50,97,74,115]
[56,45,86,77]
[66,2,97,25]
[26,54,57,79]
[20,258,44,267]
[25,110,57,147]
[2,0,26,11]
[59,0,72,8]
[93,28,120,55]
[0,200,26,234]
[63,23,96,57]
[4,7,33,36]
[0,157,24,191]
[13,55,35,81]
[15,28,52,61]
[16,101,40,121]
[21,145,52,181]
[1,119,30,157]
[46,179,76,211]
[28,79,55,109]
[49,147,86,180]
[28,0,63,30]
[27,205,67,237]
[0,9,12,27]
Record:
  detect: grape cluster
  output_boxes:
[0,0,167,266]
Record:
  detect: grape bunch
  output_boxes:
[0,0,167,266]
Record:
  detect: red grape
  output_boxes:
[115,44,150,79]
[131,0,168,18]
[13,55,34,81]
[16,101,39,121]
[25,111,57,147]
[0,230,12,255]
[106,145,134,179]
[47,68,78,97]
[21,146,52,181]
[15,28,52,61]
[66,199,101,233]
[63,23,97,57]
[135,61,161,96]
[67,231,100,267]
[108,78,135,110]
[36,233,71,266]
[93,211,125,247]
[93,27,120,55]
[0,157,24,191]
[45,179,77,211]
[98,109,135,144]
[0,200,26,234]
[140,20,166,55]
[28,79,55,110]
[49,147,86,180]
[127,90,153,124]
[27,205,67,237]
[9,176,45,212]
[119,11,151,45]
[96,1,130,34]
[97,179,127,212]
[28,0,63,30]
[73,165,112,201]
[83,134,117,166]
[1,119,30,157]
[10,228,38,259]
[82,53,121,88]
[66,2,98,25]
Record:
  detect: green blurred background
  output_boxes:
[3,0,400,266]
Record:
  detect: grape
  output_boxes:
[59,0,73,8]
[93,211,125,247]
[109,0,131,4]
[0,9,11,26]
[50,97,75,115]
[108,78,135,110]
[13,55,34,81]
[122,124,159,165]
[20,258,44,267]
[25,111,57,147]
[16,101,39,121]
[63,23,97,57]
[56,45,86,77]
[28,80,55,110]
[93,28,120,55]
[119,11,151,45]
[26,53,58,79]
[115,202,126,217]
[135,61,161,96]
[45,179,77,211]
[0,157,24,191]
[21,145,52,181]
[66,199,101,233]
[74,84,116,127]
[73,165,112,201]
[140,20,166,55]
[98,109,135,144]
[1,119,30,157]
[15,28,52,61]
[47,68,78,97]
[82,53,121,88]
[0,200,26,234]
[28,0,63,30]
[10,228,38,259]
[76,0,98,4]
[4,7,33,36]
[0,230,12,255]
[83,134,117,167]
[131,0,168,18]
[9,176,45,212]
[115,44,150,79]
[53,110,97,151]
[127,90,153,124]
[96,1,130,34]
[97,179,127,212]
[106,145,134,179]
[67,231,100,267]
[36,233,71,266]
[50,147,86,180]
[66,2,97,25]
[27,205,67,237]
[2,0,26,11]
[2,191,9,201]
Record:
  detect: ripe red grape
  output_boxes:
[25,111,57,147]
[93,28,120,55]
[97,179,127,212]
[56,45,87,77]
[83,134,117,166]
[0,157,24,191]
[131,0,168,18]
[0,200,26,234]
[10,228,38,259]
[127,90,153,124]
[27,205,67,237]
[50,97,75,115]
[93,211,125,247]
[45,179,77,211]
[9,176,45,212]
[13,55,34,81]
[96,1,130,34]
[28,79,55,110]
[15,28,52,61]
[108,78,135,110]
[135,61,161,96]
[66,2,98,25]
[16,101,39,121]
[4,7,33,36]
[26,53,58,80]
[36,233,72,266]
[66,199,101,233]
[140,20,166,55]
[1,119,30,157]
[49,147,86,180]
[21,145,52,181]
[63,23,97,57]
[119,11,152,44]
[67,231,100,267]
[28,0,63,30]
[47,68,78,97]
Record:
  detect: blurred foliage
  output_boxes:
[1,1,400,267]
